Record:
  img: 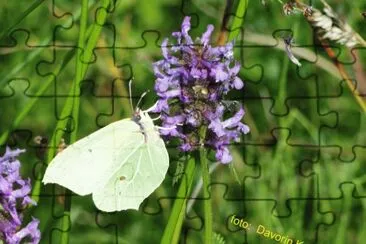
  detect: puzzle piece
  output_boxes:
[301,147,366,198]
[0,1,73,47]
[243,132,320,216]
[316,183,366,243]
[1,0,366,243]
[319,81,366,161]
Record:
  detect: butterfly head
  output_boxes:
[131,108,153,126]
[132,109,142,123]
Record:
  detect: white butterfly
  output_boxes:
[42,88,169,212]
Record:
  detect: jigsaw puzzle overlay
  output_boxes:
[1,0,366,243]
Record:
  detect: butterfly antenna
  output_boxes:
[136,90,150,110]
[128,79,134,112]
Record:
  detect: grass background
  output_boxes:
[1,0,366,243]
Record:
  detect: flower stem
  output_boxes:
[60,190,72,244]
[227,0,249,43]
[199,127,212,244]
[161,156,196,243]
[60,0,88,243]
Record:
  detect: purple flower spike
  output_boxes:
[153,17,250,163]
[0,147,41,244]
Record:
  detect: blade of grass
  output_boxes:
[30,1,108,202]
[70,0,89,143]
[0,0,45,40]
[319,40,366,113]
[273,21,295,156]
[0,0,98,147]
[79,3,110,79]
[46,0,110,164]
[0,48,75,146]
[227,0,249,43]
[59,0,89,243]
[186,162,220,213]
[0,0,97,41]
[0,38,51,90]
[161,156,196,244]
[282,109,319,143]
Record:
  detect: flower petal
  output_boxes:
[181,16,193,45]
[201,24,214,46]
[233,77,244,89]
[215,147,232,163]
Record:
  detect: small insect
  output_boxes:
[283,35,302,67]
[362,12,366,18]
[42,81,169,212]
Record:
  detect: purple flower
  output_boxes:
[152,16,250,163]
[0,147,40,244]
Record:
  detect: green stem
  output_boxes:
[199,127,212,244]
[60,190,72,244]
[227,0,249,42]
[45,0,110,164]
[60,0,88,243]
[200,148,212,243]
[31,0,109,202]
[29,48,75,202]
[161,156,196,244]
[80,0,110,79]
[70,0,88,142]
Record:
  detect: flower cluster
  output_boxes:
[0,147,40,244]
[152,16,249,163]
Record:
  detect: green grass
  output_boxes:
[1,0,366,243]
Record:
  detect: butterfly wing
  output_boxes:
[42,119,140,196]
[92,120,169,212]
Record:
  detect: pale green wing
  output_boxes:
[92,128,169,212]
[42,118,140,196]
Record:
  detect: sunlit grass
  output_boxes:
[0,0,365,243]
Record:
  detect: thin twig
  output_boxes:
[319,40,366,112]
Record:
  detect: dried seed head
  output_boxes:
[283,2,295,15]
[303,6,313,17]
[305,0,360,47]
